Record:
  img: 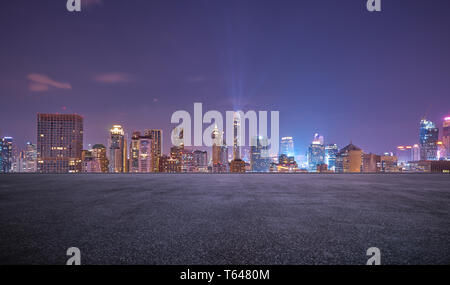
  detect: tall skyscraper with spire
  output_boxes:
[230,112,246,173]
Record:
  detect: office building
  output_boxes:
[37,114,83,173]
[307,133,325,172]
[250,136,271,172]
[109,125,127,173]
[419,119,439,160]
[325,144,338,171]
[336,143,362,173]
[280,137,295,157]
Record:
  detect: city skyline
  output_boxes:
[1,1,450,156]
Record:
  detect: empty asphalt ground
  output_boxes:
[0,174,449,265]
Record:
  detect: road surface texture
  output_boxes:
[0,174,449,265]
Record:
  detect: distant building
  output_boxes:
[277,154,298,172]
[211,124,228,173]
[443,116,450,159]
[159,154,181,173]
[192,150,208,172]
[37,114,83,173]
[419,119,439,160]
[0,137,14,173]
[230,159,246,173]
[129,131,154,173]
[250,136,271,172]
[230,112,245,173]
[92,144,108,173]
[280,137,295,157]
[144,129,162,172]
[307,133,325,172]
[379,154,399,173]
[336,143,362,173]
[109,125,127,173]
[325,144,338,171]
[362,153,380,173]
[407,160,450,173]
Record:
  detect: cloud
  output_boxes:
[27,73,72,92]
[93,73,134,84]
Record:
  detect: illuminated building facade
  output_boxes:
[37,114,83,173]
[325,144,338,171]
[277,154,298,172]
[250,136,271,172]
[362,153,380,173]
[307,134,325,172]
[109,125,126,173]
[192,150,208,172]
[419,119,439,161]
[144,129,162,172]
[0,137,14,173]
[280,137,295,157]
[211,124,228,173]
[230,113,245,173]
[129,131,154,173]
[92,144,108,173]
[442,116,450,159]
[336,143,362,173]
[159,154,181,173]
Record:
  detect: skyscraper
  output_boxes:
[211,124,228,173]
[230,112,245,173]
[0,137,14,173]
[280,137,294,157]
[144,129,162,172]
[419,119,439,161]
[307,133,325,172]
[250,136,271,172]
[37,114,83,173]
[109,125,126,173]
[92,144,108,173]
[325,144,338,171]
[24,142,37,172]
[443,116,450,159]
[129,131,154,173]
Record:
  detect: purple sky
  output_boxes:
[1,0,449,156]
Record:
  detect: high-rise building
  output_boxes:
[37,114,83,173]
[419,119,439,161]
[109,125,127,173]
[23,142,37,172]
[280,137,295,157]
[335,143,362,173]
[307,133,325,172]
[230,112,245,173]
[144,129,162,172]
[250,136,271,172]
[325,144,338,171]
[192,150,208,172]
[0,137,14,173]
[443,116,450,159]
[211,124,228,173]
[92,144,108,173]
[129,131,154,173]
[412,144,420,161]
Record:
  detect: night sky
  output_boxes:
[1,0,449,157]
